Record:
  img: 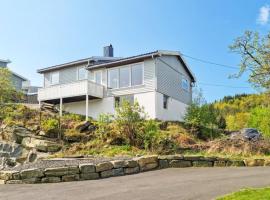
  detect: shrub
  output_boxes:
[226,112,250,131]
[140,120,159,150]
[41,118,59,137]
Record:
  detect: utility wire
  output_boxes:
[198,82,251,89]
[180,53,239,70]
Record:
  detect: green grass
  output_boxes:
[217,188,270,200]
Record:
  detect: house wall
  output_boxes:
[155,91,188,121]
[11,74,24,90]
[156,55,192,105]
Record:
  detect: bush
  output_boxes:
[41,118,59,137]
[226,112,250,131]
[140,120,159,150]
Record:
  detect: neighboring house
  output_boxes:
[0,59,40,103]
[37,45,196,121]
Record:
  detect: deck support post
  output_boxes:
[60,98,63,117]
[86,95,89,121]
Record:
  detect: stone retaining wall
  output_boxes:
[0,155,268,184]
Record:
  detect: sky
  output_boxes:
[1,0,269,102]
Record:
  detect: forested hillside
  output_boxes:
[214,93,270,136]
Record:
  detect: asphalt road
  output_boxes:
[1,167,270,200]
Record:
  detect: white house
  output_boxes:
[37,45,196,121]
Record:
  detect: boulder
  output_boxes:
[184,156,204,161]
[62,174,80,182]
[0,170,20,180]
[44,166,79,177]
[100,170,113,178]
[5,180,23,184]
[80,172,99,180]
[159,160,169,169]
[169,160,192,168]
[21,137,61,152]
[214,161,227,167]
[41,177,61,183]
[79,163,96,173]
[96,162,114,172]
[20,168,44,179]
[75,121,91,133]
[111,160,126,168]
[158,155,183,160]
[193,161,213,167]
[226,160,245,167]
[112,168,124,176]
[124,160,138,168]
[124,167,140,175]
[22,177,41,184]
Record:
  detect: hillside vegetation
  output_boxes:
[214,93,270,137]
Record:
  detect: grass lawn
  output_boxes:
[217,188,270,200]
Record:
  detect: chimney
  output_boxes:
[103,44,114,57]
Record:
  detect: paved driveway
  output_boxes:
[1,167,270,200]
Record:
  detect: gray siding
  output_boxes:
[11,74,24,90]
[0,61,8,68]
[156,55,192,105]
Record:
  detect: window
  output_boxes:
[50,71,59,85]
[108,68,119,89]
[131,64,143,86]
[78,67,87,80]
[95,71,102,85]
[119,67,130,88]
[114,95,134,108]
[163,95,169,109]
[182,78,189,91]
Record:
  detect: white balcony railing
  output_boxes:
[38,80,104,101]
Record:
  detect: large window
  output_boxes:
[50,71,59,85]
[78,67,87,80]
[131,64,143,86]
[182,78,189,91]
[95,71,102,85]
[119,67,130,88]
[108,68,119,89]
[114,95,134,108]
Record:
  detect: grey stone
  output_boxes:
[193,161,213,167]
[111,160,126,168]
[79,163,95,173]
[62,174,79,182]
[169,160,192,168]
[96,162,114,172]
[226,160,245,167]
[158,155,183,160]
[112,168,124,176]
[183,156,203,161]
[214,161,227,167]
[0,170,20,180]
[159,159,169,169]
[5,180,23,184]
[22,177,41,184]
[20,168,44,179]
[41,177,61,183]
[80,173,99,180]
[140,162,158,172]
[124,167,140,175]
[100,170,113,178]
[124,160,138,168]
[44,166,79,177]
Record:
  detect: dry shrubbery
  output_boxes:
[206,138,270,156]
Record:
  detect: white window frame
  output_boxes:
[107,62,144,90]
[94,70,103,85]
[50,71,59,85]
[77,66,88,81]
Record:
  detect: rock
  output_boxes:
[5,158,17,167]
[41,177,61,183]
[26,149,38,163]
[62,174,80,182]
[100,170,113,178]
[112,168,124,176]
[111,160,126,168]
[0,170,20,180]
[226,160,245,167]
[193,161,213,167]
[169,160,192,168]
[231,128,261,141]
[244,159,265,167]
[75,121,91,133]
[96,162,114,172]
[44,166,79,177]
[184,156,203,161]
[124,167,140,175]
[21,137,61,152]
[124,160,138,168]
[158,155,183,160]
[79,163,96,173]
[20,168,44,179]
[5,180,23,184]
[159,160,169,169]
[214,161,227,167]
[264,160,270,166]
[80,173,99,180]
[140,162,158,171]
[22,177,41,184]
